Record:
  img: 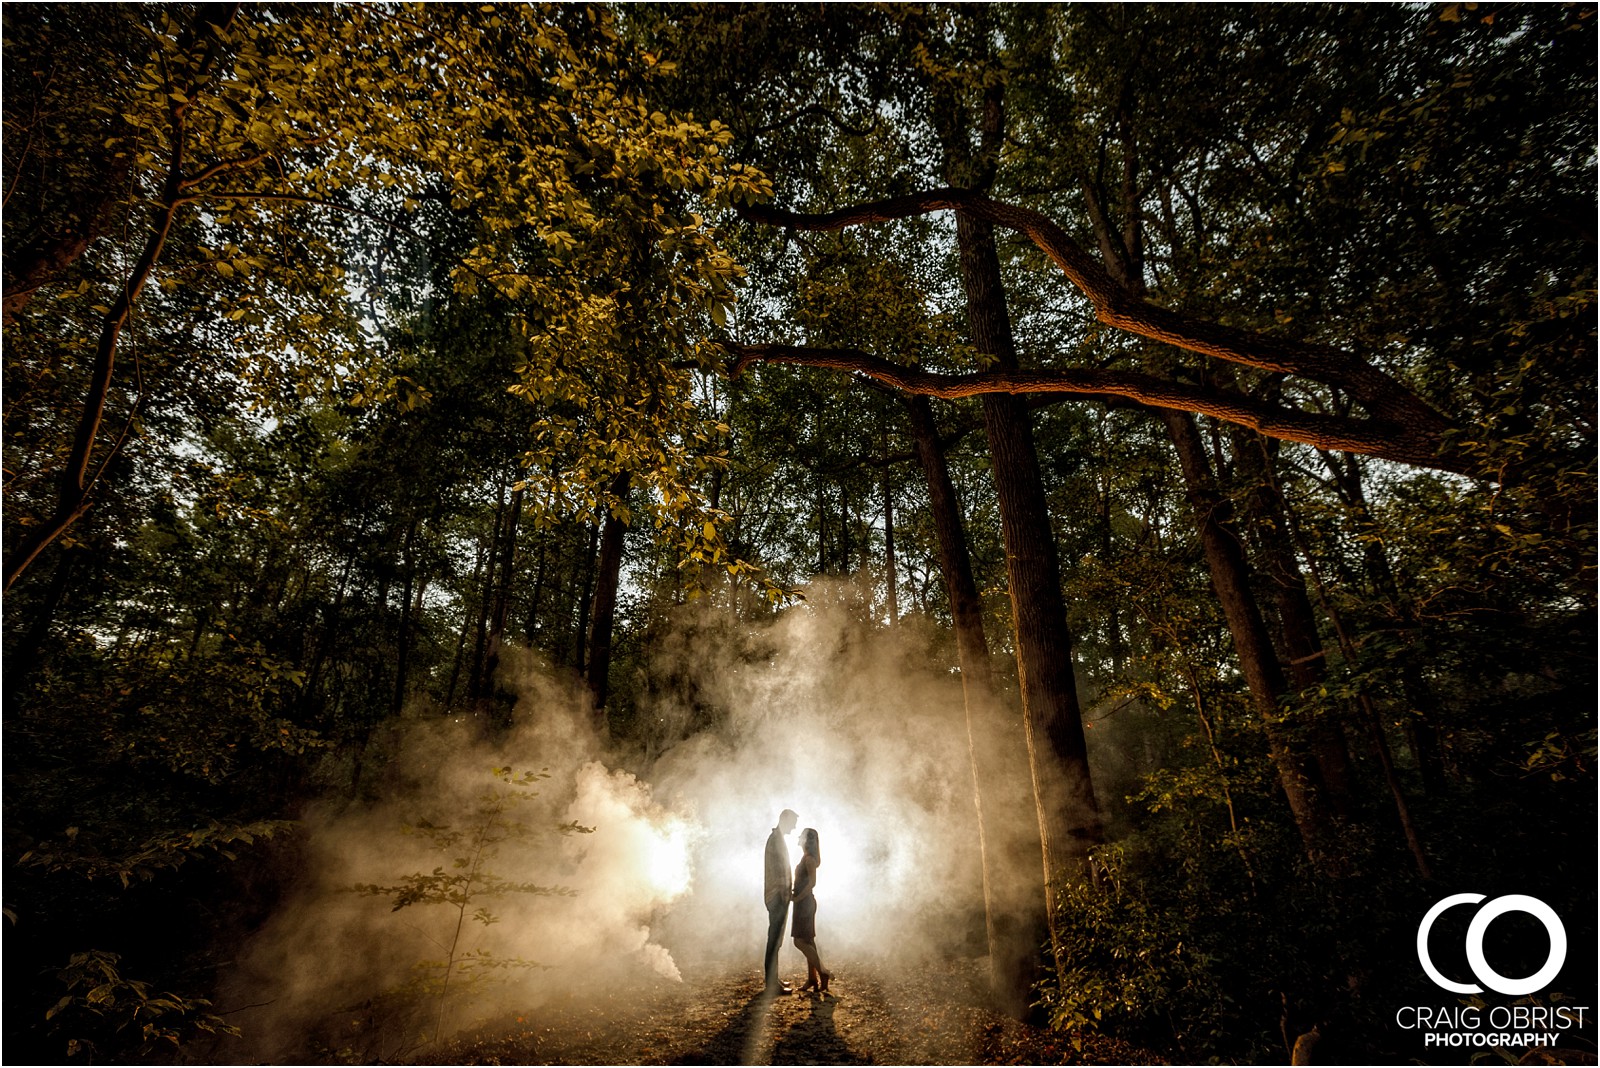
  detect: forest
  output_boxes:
[3,3,1595,1065]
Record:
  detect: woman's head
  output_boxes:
[801,827,820,863]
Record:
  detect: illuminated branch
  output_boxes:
[739,189,1455,442]
[179,139,329,189]
[725,342,1470,474]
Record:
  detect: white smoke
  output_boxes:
[219,583,1010,1060]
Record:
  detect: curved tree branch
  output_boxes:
[725,342,1469,474]
[739,189,1456,446]
[4,5,239,591]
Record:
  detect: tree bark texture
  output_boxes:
[1163,409,1346,878]
[906,393,1046,1018]
[956,212,1105,973]
[1231,432,1356,818]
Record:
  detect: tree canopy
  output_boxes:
[4,4,1593,1064]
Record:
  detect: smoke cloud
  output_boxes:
[222,582,1025,1060]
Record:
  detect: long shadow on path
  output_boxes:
[672,988,869,1066]
[772,995,869,1066]
[674,991,771,1065]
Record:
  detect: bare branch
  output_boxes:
[724,342,1468,474]
[738,189,1454,436]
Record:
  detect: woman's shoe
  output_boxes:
[819,970,831,995]
[799,976,818,993]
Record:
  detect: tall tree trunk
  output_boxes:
[882,470,898,626]
[484,486,524,727]
[929,65,1101,976]
[906,393,1045,1018]
[525,539,548,646]
[1163,410,1345,878]
[393,516,419,718]
[586,473,631,729]
[573,522,599,674]
[957,211,1104,977]
[467,481,508,703]
[445,542,485,710]
[1231,431,1356,818]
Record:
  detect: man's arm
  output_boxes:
[763,833,790,909]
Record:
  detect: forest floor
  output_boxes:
[432,956,1166,1066]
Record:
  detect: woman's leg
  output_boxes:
[793,937,822,989]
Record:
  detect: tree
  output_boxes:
[6,6,1592,1062]
[724,4,1594,488]
[4,2,768,590]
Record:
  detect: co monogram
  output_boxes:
[1416,893,1567,996]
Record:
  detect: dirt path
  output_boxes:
[438,957,1162,1065]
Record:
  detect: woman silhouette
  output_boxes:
[790,827,831,995]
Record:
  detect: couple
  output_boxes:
[762,808,831,996]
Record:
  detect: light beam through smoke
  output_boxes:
[220,583,1031,1060]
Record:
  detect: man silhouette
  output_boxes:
[763,808,798,994]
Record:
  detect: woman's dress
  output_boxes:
[792,855,818,940]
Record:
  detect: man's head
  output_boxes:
[778,809,798,835]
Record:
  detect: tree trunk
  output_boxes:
[882,470,898,626]
[467,481,508,703]
[1163,409,1345,878]
[525,539,548,646]
[393,517,419,717]
[957,211,1104,976]
[1231,431,1356,818]
[445,542,485,710]
[484,486,524,727]
[906,393,1045,1018]
[586,473,631,727]
[570,522,600,673]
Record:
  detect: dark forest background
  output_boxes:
[3,3,1594,1064]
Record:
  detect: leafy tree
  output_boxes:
[3,5,1592,1062]
[4,2,768,589]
